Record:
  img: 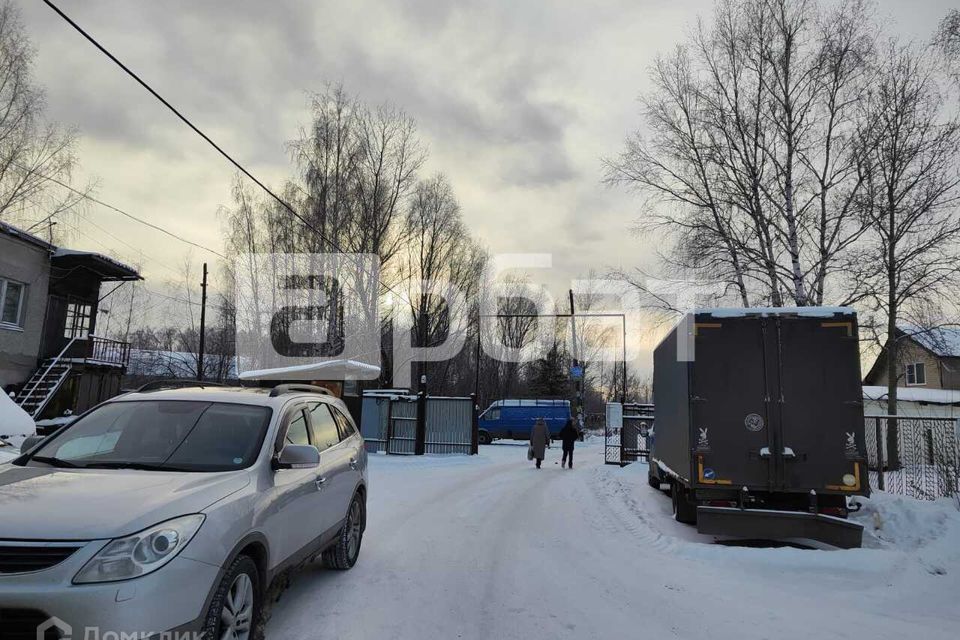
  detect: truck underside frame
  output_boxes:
[696,506,864,549]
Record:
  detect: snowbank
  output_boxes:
[0,392,35,446]
[0,446,19,464]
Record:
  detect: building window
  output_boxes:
[0,277,26,328]
[906,362,926,386]
[64,302,93,339]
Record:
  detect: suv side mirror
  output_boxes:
[20,435,45,452]
[274,444,320,470]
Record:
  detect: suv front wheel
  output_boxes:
[202,554,261,640]
[323,493,365,570]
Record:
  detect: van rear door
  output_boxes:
[775,315,866,494]
[690,316,773,490]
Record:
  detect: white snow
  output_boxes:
[265,440,960,640]
[0,392,35,443]
[0,446,19,464]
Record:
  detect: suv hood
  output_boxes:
[0,465,250,540]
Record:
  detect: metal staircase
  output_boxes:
[15,360,73,418]
[15,337,78,419]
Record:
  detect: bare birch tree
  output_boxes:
[850,43,960,466]
[0,1,84,237]
[606,0,877,308]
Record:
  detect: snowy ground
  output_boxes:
[266,439,960,640]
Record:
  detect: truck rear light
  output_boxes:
[820,507,847,517]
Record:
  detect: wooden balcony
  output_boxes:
[85,335,132,368]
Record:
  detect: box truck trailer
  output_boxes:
[648,307,869,548]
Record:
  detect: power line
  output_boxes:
[42,0,343,258]
[54,219,204,309]
[42,0,412,306]
[20,163,226,259]
[55,216,181,279]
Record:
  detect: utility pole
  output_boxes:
[197,262,208,382]
[568,290,583,426]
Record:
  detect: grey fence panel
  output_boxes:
[424,397,473,455]
[360,396,390,453]
[387,397,418,455]
[866,416,960,500]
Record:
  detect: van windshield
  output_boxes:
[23,400,272,472]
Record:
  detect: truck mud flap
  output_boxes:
[696,506,864,549]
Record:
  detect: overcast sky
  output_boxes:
[17,0,956,370]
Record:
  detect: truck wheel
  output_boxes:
[478,430,491,445]
[672,483,698,525]
[648,465,661,489]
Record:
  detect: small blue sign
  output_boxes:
[703,468,716,480]
[570,365,584,380]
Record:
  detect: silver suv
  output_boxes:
[0,384,367,639]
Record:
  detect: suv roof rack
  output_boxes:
[136,380,228,393]
[268,384,334,398]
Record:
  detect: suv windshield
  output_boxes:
[24,400,272,472]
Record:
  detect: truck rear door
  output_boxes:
[775,316,865,494]
[691,316,773,490]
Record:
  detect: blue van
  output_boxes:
[477,399,572,444]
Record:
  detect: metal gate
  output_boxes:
[360,392,477,455]
[386,396,418,455]
[866,415,960,500]
[425,397,474,454]
[605,402,654,466]
[622,405,654,463]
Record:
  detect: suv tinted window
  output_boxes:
[31,400,271,472]
[331,406,357,441]
[285,409,310,446]
[309,403,341,451]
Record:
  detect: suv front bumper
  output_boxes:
[0,541,220,636]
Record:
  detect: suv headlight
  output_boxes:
[74,514,205,584]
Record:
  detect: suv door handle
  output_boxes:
[349,458,358,470]
[315,476,327,490]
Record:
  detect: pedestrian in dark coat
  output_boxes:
[529,418,551,469]
[559,418,579,469]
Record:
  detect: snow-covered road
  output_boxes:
[266,440,960,639]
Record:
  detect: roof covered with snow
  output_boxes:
[862,385,960,405]
[52,248,141,281]
[127,349,238,379]
[0,220,55,252]
[899,324,960,358]
[697,306,854,318]
[239,359,381,381]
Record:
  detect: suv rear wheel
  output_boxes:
[202,555,261,640]
[323,493,365,570]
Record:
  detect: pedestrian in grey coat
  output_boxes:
[530,418,551,469]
